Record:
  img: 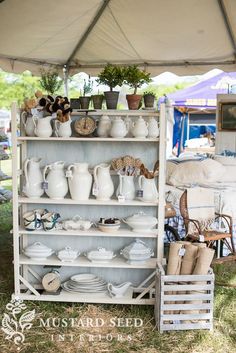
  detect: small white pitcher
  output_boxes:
[116,175,135,200]
[54,118,72,138]
[33,115,53,138]
[138,175,158,202]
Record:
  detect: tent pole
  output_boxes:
[63,66,69,97]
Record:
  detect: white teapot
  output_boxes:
[110,117,128,138]
[131,116,148,138]
[97,115,111,137]
[148,117,159,138]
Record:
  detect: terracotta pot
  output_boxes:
[79,97,91,109]
[92,95,104,109]
[144,94,155,108]
[126,94,142,110]
[104,91,119,109]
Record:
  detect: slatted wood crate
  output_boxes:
[155,263,214,332]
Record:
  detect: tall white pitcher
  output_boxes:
[67,163,92,200]
[21,112,35,137]
[93,163,114,201]
[23,158,44,198]
[43,161,68,199]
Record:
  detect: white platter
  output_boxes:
[71,274,98,282]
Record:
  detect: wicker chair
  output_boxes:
[179,190,235,257]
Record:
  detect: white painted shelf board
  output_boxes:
[18,227,158,238]
[19,254,157,269]
[71,109,159,116]
[18,196,158,206]
[13,290,155,305]
[17,136,159,142]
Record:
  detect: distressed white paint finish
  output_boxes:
[12,102,20,295]
[12,107,165,304]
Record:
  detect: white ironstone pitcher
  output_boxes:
[43,161,68,199]
[93,163,114,201]
[33,115,53,138]
[67,163,92,200]
[23,157,44,198]
[116,174,135,200]
[138,175,158,202]
[54,118,72,138]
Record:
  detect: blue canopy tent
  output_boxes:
[160,72,236,154]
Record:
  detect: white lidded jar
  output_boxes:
[43,161,68,199]
[66,163,92,200]
[148,117,159,138]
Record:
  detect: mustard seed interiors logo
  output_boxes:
[1,299,35,345]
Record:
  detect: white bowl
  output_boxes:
[98,223,120,233]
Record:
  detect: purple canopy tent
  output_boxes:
[159,72,236,154]
[159,71,236,109]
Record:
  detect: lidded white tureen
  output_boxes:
[85,247,116,263]
[23,242,53,260]
[57,247,79,262]
[120,239,154,264]
[123,212,157,232]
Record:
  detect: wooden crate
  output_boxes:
[155,263,214,332]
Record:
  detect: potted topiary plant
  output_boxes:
[143,90,156,108]
[97,64,123,109]
[40,68,63,96]
[79,76,93,109]
[91,90,104,110]
[124,66,151,110]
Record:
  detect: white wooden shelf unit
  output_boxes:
[12,106,166,305]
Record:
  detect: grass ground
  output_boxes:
[0,203,235,352]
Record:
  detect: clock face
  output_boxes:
[74,117,96,136]
[42,272,61,292]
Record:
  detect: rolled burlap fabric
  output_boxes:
[193,247,215,275]
[192,242,207,249]
[177,240,192,246]
[167,242,183,275]
[184,247,215,320]
[180,244,198,275]
[165,242,183,318]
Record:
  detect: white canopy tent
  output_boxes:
[0,0,236,76]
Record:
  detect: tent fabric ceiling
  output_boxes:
[0,0,236,76]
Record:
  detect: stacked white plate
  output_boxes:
[62,273,107,294]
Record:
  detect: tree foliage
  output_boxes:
[97,64,124,91]
[0,71,41,109]
[39,68,63,95]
